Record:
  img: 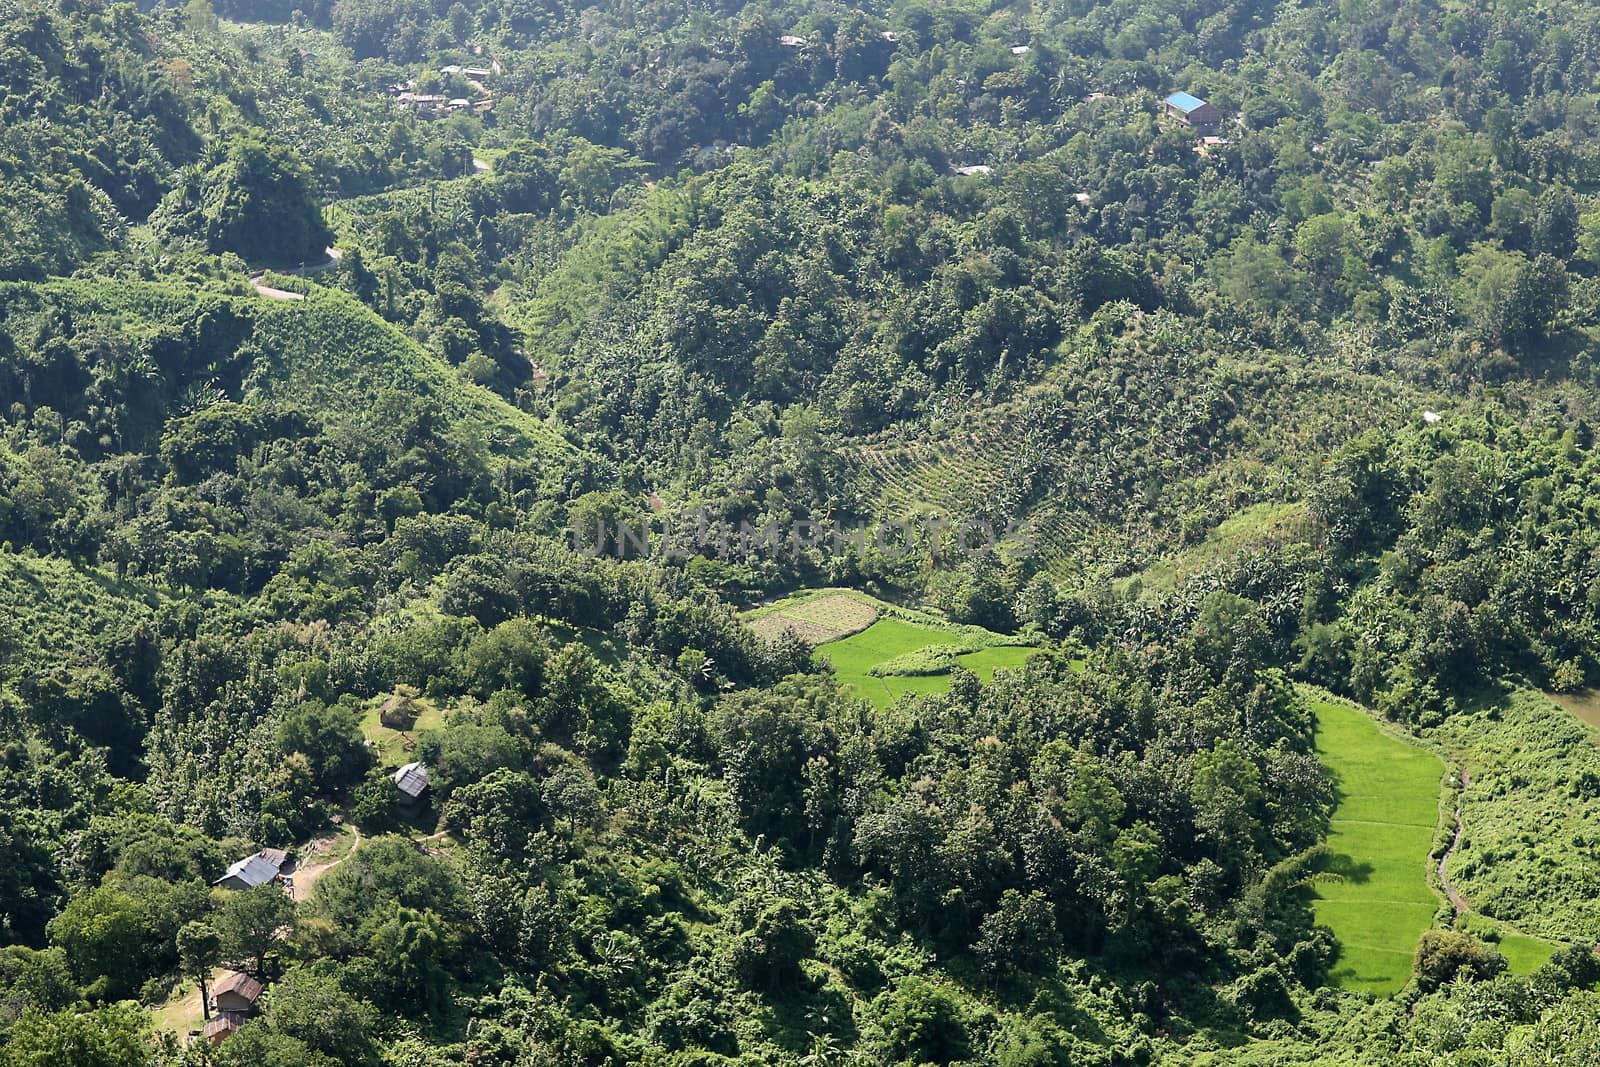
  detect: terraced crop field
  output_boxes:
[845,434,1095,576]
[849,440,987,517]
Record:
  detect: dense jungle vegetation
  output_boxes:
[7,0,1600,1061]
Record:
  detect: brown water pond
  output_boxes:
[1548,688,1600,730]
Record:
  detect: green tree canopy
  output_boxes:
[153,138,332,266]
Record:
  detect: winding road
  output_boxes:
[246,274,304,300]
[243,149,498,298]
[245,246,343,300]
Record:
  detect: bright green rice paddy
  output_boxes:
[1309,699,1444,996]
[817,616,1034,708]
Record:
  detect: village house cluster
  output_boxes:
[193,848,293,1046]
[200,972,261,1045]
[196,760,431,1048]
[391,57,500,117]
[941,84,1235,186]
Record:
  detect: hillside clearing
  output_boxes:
[360,693,445,768]
[151,966,230,1040]
[744,589,881,644]
[818,615,1034,709]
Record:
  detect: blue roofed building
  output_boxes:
[1164,91,1221,129]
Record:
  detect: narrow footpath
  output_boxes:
[1438,764,1471,914]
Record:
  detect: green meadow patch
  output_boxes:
[360,691,445,769]
[1454,913,1560,976]
[1309,699,1444,996]
[1492,930,1560,975]
[817,613,1035,709]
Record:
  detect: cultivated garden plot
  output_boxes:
[743,589,1037,707]
[743,589,881,645]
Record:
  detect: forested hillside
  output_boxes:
[7,0,1600,1062]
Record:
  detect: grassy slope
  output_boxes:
[0,550,163,664]
[1430,689,1600,944]
[505,181,699,368]
[1126,500,1309,595]
[0,280,578,477]
[1309,699,1443,996]
[246,293,576,466]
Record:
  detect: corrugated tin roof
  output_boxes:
[1165,91,1208,112]
[394,761,430,798]
[214,851,282,888]
[213,972,263,1001]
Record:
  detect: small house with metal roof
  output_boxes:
[203,1012,246,1045]
[393,761,430,810]
[213,848,291,891]
[210,972,263,1016]
[1164,91,1220,129]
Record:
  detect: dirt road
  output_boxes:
[289,824,361,901]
